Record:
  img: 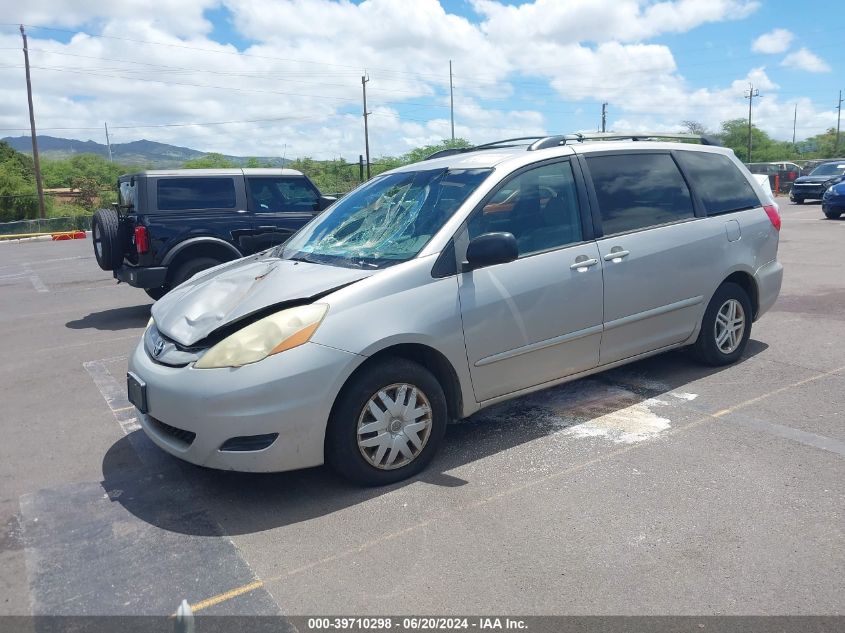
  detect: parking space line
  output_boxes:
[187,362,845,610]
[22,263,49,293]
[189,580,266,613]
[82,356,139,433]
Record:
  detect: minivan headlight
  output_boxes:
[194,304,328,369]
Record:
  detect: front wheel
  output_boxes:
[792,197,804,205]
[326,358,448,486]
[692,282,753,366]
[824,210,842,219]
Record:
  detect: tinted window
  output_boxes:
[676,151,760,215]
[468,161,582,256]
[587,153,694,235]
[157,178,236,211]
[248,177,319,213]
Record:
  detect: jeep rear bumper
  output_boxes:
[115,265,167,289]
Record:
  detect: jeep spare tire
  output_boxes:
[91,208,123,271]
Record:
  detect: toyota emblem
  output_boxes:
[153,338,165,357]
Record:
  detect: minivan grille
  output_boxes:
[149,416,196,446]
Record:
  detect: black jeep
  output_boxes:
[91,168,334,299]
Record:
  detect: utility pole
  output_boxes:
[449,60,455,141]
[20,25,46,219]
[835,90,842,155]
[744,83,760,162]
[601,102,608,133]
[104,122,113,162]
[361,74,371,179]
[792,103,797,148]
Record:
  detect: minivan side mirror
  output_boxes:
[464,232,519,271]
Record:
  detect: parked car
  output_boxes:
[745,161,800,193]
[91,168,335,299]
[822,181,845,218]
[798,158,845,176]
[789,161,845,204]
[128,134,782,485]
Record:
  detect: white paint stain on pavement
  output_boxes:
[670,391,698,401]
[516,379,673,444]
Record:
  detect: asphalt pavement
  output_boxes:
[0,201,842,617]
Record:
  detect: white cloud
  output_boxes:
[0,0,835,161]
[781,48,831,73]
[751,28,794,54]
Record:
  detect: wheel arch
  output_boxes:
[161,237,242,285]
[720,270,759,320]
[329,342,464,427]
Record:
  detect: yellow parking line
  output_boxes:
[189,580,265,613]
[188,364,845,612]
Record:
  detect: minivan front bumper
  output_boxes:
[128,338,363,472]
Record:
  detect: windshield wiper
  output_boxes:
[287,254,322,265]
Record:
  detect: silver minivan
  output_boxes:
[128,134,783,485]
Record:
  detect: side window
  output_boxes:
[587,153,694,235]
[248,177,319,213]
[156,178,236,211]
[675,151,761,216]
[467,161,583,257]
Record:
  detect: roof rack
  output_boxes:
[424,132,720,160]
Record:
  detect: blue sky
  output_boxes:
[0,0,841,159]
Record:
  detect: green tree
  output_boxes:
[0,141,39,222]
[718,119,794,162]
[182,153,236,168]
[402,138,473,164]
[41,154,126,189]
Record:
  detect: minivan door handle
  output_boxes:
[570,256,598,271]
[603,249,630,261]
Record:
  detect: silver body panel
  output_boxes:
[129,141,783,473]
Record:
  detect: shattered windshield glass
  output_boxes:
[280,168,492,268]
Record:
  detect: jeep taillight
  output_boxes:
[763,204,781,232]
[134,225,149,254]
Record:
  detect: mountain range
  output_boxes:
[1,135,289,168]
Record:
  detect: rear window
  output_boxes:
[676,151,760,216]
[156,177,237,211]
[587,153,694,236]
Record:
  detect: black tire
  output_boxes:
[692,282,753,367]
[793,197,804,205]
[169,256,222,288]
[144,286,168,301]
[326,357,448,486]
[91,208,123,271]
[824,210,842,219]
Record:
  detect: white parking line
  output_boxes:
[82,356,139,433]
[21,263,48,293]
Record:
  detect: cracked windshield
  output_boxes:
[280,168,492,268]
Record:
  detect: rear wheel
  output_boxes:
[792,197,804,205]
[91,209,123,271]
[169,256,222,289]
[824,209,842,219]
[326,358,448,486]
[692,282,752,366]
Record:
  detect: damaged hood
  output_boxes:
[151,254,374,346]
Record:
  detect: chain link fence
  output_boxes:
[0,215,91,236]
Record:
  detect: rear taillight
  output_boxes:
[134,225,149,254]
[788,171,797,180]
[763,204,781,232]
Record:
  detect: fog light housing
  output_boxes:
[219,433,279,452]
